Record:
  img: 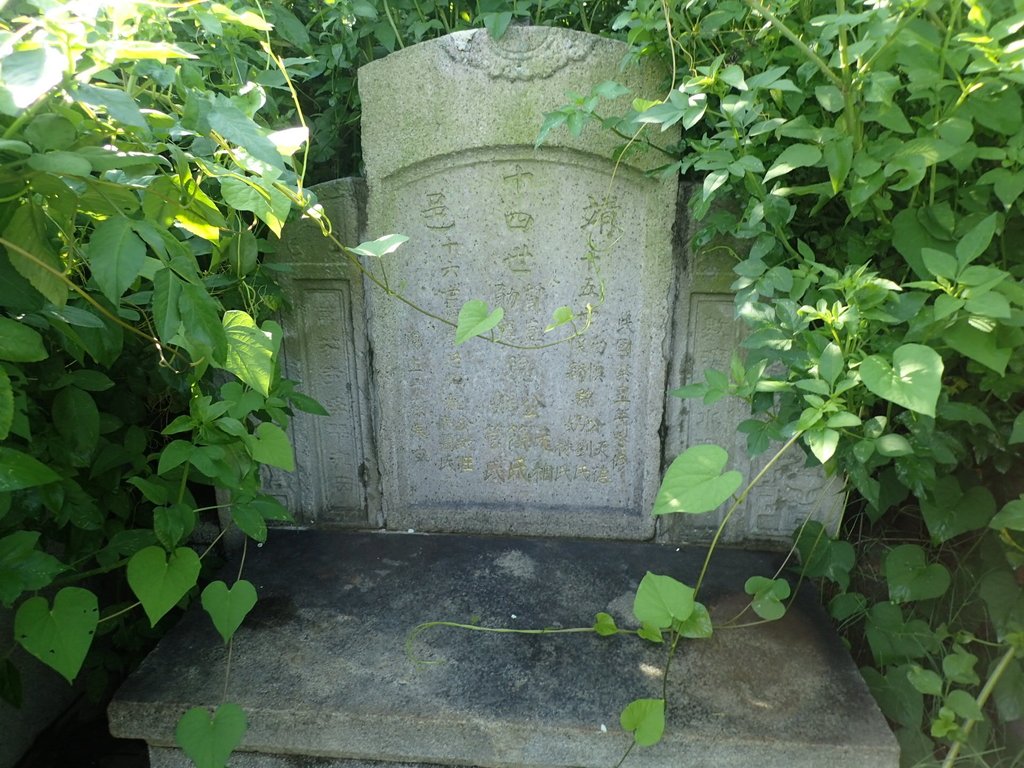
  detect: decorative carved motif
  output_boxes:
[441,27,596,81]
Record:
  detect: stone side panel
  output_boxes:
[659,184,844,545]
[265,178,380,526]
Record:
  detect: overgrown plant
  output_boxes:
[581,0,1024,764]
[0,1,327,762]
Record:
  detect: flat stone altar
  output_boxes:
[109,531,898,768]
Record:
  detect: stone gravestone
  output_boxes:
[359,27,677,540]
[108,27,898,768]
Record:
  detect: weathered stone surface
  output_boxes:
[660,185,844,545]
[110,530,898,768]
[359,27,678,539]
[263,178,379,526]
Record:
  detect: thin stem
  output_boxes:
[406,620,621,663]
[98,601,141,624]
[694,431,803,597]
[382,0,406,49]
[940,645,1018,768]
[612,740,636,768]
[50,557,131,588]
[742,0,845,93]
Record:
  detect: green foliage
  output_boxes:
[585,0,1024,761]
[619,697,665,747]
[175,703,248,768]
[0,0,329,762]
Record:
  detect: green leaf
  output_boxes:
[764,144,822,182]
[0,316,46,362]
[152,268,183,343]
[350,234,409,258]
[1009,412,1024,445]
[27,151,92,177]
[201,580,257,644]
[945,689,983,721]
[0,531,66,606]
[823,136,853,194]
[633,572,694,629]
[920,478,995,543]
[955,213,998,267]
[860,344,943,417]
[229,500,268,543]
[87,218,146,304]
[14,587,98,683]
[175,703,247,768]
[127,546,201,627]
[942,649,979,686]
[674,601,713,639]
[818,342,843,385]
[455,300,504,345]
[594,612,618,636]
[875,434,913,457]
[154,504,197,550]
[25,114,75,151]
[72,83,148,130]
[53,386,100,464]
[866,602,940,665]
[906,665,943,696]
[220,310,274,396]
[544,306,574,332]
[653,444,743,515]
[805,427,839,464]
[3,202,67,307]
[990,498,1024,531]
[0,447,60,491]
[744,576,790,620]
[637,622,663,643]
[207,95,283,170]
[884,545,951,603]
[177,283,227,366]
[619,698,665,747]
[0,46,64,115]
[248,422,294,471]
[943,320,1011,374]
[158,440,194,475]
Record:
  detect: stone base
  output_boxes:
[109,531,898,768]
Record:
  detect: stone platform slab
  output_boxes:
[109,531,898,767]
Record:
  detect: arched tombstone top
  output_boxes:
[358,26,674,182]
[358,26,679,539]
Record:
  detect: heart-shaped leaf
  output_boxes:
[14,587,98,682]
[990,498,1024,531]
[633,572,694,629]
[653,444,743,515]
[127,546,201,626]
[349,233,409,258]
[674,601,713,639]
[920,478,995,543]
[175,703,247,768]
[637,622,663,643]
[744,576,791,620]
[860,343,943,417]
[593,612,618,637]
[201,579,258,644]
[884,544,951,604]
[455,300,503,345]
[620,698,665,747]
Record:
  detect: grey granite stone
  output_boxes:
[659,183,845,545]
[358,27,678,539]
[263,178,379,527]
[109,530,898,768]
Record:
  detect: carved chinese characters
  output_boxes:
[359,28,677,538]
